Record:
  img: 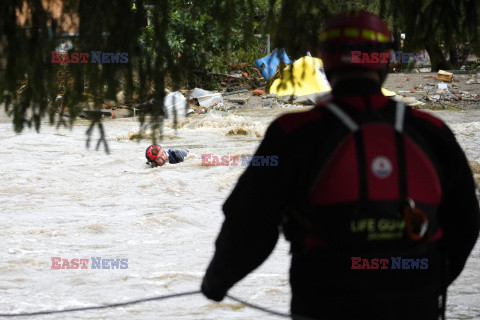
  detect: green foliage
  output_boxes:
[380,0,480,70]
[1,0,479,151]
[467,60,479,70]
[0,0,265,150]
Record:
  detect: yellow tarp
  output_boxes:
[269,56,331,97]
[268,56,396,97]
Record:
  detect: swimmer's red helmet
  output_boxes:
[146,145,162,163]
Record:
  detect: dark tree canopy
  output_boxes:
[1,0,478,151]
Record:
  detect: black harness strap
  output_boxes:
[354,130,369,207]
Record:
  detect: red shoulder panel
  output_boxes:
[404,135,442,205]
[309,135,359,205]
[369,94,390,111]
[275,108,325,134]
[411,109,444,128]
[338,96,365,110]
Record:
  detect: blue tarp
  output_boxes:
[255,48,292,80]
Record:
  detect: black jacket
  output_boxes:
[167,148,188,164]
[202,79,480,319]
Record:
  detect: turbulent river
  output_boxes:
[0,107,479,319]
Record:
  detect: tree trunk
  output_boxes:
[424,40,451,71]
[449,48,458,69]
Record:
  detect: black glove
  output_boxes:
[201,276,226,302]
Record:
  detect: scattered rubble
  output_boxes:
[190,88,223,108]
[384,72,480,110]
[54,69,480,120]
[422,82,480,103]
[226,97,248,105]
[466,78,480,84]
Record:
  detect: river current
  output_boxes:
[0,107,478,319]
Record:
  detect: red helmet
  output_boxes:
[319,10,394,72]
[146,145,162,163]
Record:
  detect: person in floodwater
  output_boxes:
[201,10,480,320]
[145,145,188,167]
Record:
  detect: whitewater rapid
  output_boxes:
[0,107,478,319]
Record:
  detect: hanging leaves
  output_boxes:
[1,0,479,152]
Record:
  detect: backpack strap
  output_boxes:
[325,103,359,132]
[326,101,406,132]
[394,102,407,201]
[395,101,406,132]
[326,103,366,204]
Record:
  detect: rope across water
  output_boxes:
[0,290,290,318]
